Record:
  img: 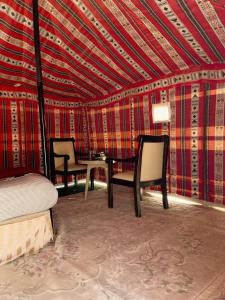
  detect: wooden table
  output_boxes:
[78,159,108,200]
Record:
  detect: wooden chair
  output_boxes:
[49,137,94,192]
[107,135,169,217]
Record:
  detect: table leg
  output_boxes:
[85,166,91,200]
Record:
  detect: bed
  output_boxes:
[0,173,58,265]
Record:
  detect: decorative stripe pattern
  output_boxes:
[86,69,225,107]
[0,81,224,203]
[125,1,188,70]
[169,87,177,194]
[102,108,109,155]
[196,0,225,49]
[178,0,224,62]
[143,95,150,135]
[160,89,169,134]
[180,86,187,196]
[104,0,170,75]
[0,99,41,171]
[0,1,224,101]
[214,83,225,203]
[203,83,210,201]
[130,98,135,157]
[155,0,212,64]
[1,68,223,110]
[114,103,122,164]
[19,101,26,168]
[11,101,20,168]
[0,1,224,205]
[191,84,200,199]
[2,101,8,169]
[86,82,225,204]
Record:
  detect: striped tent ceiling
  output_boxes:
[0,0,225,102]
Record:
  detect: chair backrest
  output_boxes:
[50,138,76,169]
[136,135,169,182]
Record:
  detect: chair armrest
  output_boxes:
[53,153,70,172]
[53,152,70,160]
[107,156,136,179]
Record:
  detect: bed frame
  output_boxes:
[0,169,57,265]
[0,210,53,265]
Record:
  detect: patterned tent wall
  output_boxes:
[0,0,225,202]
[45,103,89,183]
[86,80,225,204]
[0,96,41,171]
[45,104,88,152]
[0,78,224,203]
[0,95,87,177]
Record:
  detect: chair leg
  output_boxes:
[50,170,56,185]
[134,184,142,217]
[64,173,68,192]
[108,181,113,208]
[161,182,169,209]
[74,175,77,187]
[90,169,94,190]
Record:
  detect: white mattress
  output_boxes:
[0,173,58,222]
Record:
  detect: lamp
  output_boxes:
[152,102,171,123]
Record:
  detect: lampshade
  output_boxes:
[152,103,171,123]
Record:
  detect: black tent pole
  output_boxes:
[32,0,49,178]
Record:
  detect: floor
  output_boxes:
[0,187,225,300]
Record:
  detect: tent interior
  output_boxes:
[1,0,225,203]
[0,0,225,298]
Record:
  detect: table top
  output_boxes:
[78,159,107,166]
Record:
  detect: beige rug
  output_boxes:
[1,187,225,300]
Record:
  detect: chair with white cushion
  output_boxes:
[107,135,169,217]
[50,137,94,192]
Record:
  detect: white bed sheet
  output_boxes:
[0,173,58,222]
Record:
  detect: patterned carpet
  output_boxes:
[1,187,225,300]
